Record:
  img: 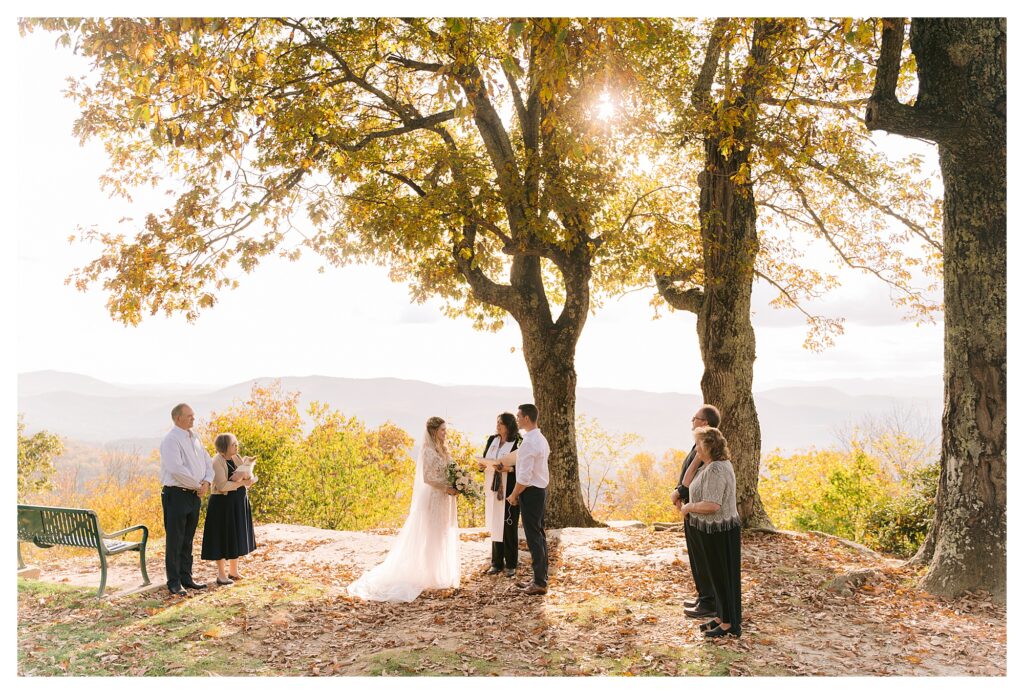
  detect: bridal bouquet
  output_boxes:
[447,460,484,501]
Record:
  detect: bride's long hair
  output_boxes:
[425,416,450,459]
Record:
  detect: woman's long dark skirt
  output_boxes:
[201,487,256,561]
[694,525,741,628]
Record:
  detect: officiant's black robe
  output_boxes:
[484,434,521,570]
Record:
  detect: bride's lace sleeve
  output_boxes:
[422,447,449,489]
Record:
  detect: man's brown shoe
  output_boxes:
[523,583,547,596]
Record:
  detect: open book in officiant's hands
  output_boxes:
[230,456,258,483]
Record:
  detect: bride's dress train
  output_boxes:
[347,430,459,602]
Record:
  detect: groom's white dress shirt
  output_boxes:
[515,428,550,489]
[159,426,215,489]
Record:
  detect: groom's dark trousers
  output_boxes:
[519,486,548,587]
[162,486,201,589]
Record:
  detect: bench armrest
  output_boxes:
[103,525,149,542]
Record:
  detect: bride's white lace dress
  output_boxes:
[347,431,460,602]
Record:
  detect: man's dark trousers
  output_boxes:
[519,486,548,587]
[685,516,716,608]
[678,444,715,609]
[162,486,201,589]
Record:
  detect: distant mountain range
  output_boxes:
[18,370,942,459]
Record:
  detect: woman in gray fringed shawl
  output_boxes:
[680,426,742,638]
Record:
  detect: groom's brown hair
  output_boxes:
[518,403,539,423]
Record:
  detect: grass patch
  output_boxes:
[559,594,644,624]
[363,646,504,676]
[18,573,321,676]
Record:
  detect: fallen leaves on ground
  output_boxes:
[18,525,1006,676]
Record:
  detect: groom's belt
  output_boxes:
[163,485,199,495]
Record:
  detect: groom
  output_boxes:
[506,403,549,596]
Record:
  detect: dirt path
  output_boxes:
[19,522,1006,676]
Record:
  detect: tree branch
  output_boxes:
[451,58,529,234]
[502,61,529,133]
[868,17,904,106]
[593,185,686,247]
[655,272,704,314]
[864,17,962,142]
[802,156,942,252]
[792,182,928,302]
[386,54,444,72]
[754,269,820,323]
[379,169,426,197]
[452,222,519,314]
[692,19,729,110]
[321,109,457,152]
[764,95,868,110]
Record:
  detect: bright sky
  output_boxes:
[13,20,945,393]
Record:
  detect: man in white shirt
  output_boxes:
[159,403,214,596]
[507,403,550,596]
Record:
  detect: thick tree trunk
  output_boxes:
[499,250,599,530]
[922,145,1006,598]
[867,18,1006,599]
[658,20,783,529]
[696,139,772,529]
[519,321,600,529]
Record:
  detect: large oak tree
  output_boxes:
[866,18,1006,600]
[642,19,942,526]
[23,17,683,527]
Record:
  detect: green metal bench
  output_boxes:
[17,505,150,597]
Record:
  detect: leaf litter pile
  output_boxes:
[18,524,1005,676]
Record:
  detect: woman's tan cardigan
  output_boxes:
[211,453,247,495]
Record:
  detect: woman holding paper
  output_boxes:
[201,433,257,585]
[477,412,521,577]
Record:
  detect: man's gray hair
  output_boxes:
[171,403,191,421]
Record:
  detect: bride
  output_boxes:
[347,416,461,602]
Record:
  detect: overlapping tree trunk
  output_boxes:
[866,18,1006,599]
[658,19,784,528]
[694,135,770,527]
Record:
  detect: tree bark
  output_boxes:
[513,255,601,529]
[695,137,772,529]
[866,18,1006,600]
[923,147,1006,598]
[659,19,782,528]
[520,325,599,528]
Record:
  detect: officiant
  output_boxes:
[478,412,521,577]
[201,433,257,586]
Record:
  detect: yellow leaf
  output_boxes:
[202,626,224,638]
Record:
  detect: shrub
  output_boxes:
[761,445,938,557]
[576,414,643,514]
[200,382,418,531]
[17,415,64,501]
[21,449,164,562]
[601,449,688,524]
[868,461,939,557]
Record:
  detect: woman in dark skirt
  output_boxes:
[680,426,742,638]
[477,412,522,577]
[201,433,257,585]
